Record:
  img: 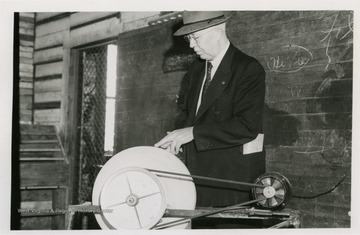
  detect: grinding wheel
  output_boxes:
[92,146,196,229]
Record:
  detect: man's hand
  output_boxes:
[154,127,194,155]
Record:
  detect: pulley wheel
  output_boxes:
[92,146,196,229]
[100,167,166,229]
[251,172,292,210]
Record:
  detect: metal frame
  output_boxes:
[66,203,300,229]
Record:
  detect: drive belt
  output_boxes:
[146,168,266,188]
[153,198,266,229]
[145,168,267,229]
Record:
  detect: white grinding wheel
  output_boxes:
[92,146,196,230]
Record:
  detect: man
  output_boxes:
[155,11,266,209]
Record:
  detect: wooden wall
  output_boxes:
[115,11,352,228]
[17,12,164,230]
[30,12,161,126]
[19,13,35,124]
[19,125,68,230]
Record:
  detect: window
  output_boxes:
[76,43,117,203]
[104,44,117,156]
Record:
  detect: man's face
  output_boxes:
[185,27,217,61]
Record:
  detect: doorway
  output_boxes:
[75,43,117,204]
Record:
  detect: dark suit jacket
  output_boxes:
[179,43,266,207]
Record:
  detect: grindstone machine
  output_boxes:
[68,146,300,230]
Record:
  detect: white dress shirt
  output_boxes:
[196,40,230,114]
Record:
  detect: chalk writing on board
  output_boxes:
[294,131,350,163]
[319,13,354,71]
[266,44,313,73]
[320,13,354,43]
[290,85,303,98]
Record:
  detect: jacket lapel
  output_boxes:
[193,45,235,124]
[186,64,205,124]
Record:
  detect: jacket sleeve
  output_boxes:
[175,71,191,128]
[175,60,200,128]
[193,59,266,151]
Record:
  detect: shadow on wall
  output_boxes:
[160,21,198,130]
[263,103,301,147]
[306,45,352,143]
[162,21,197,73]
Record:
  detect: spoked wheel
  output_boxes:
[100,167,166,229]
[92,146,196,230]
[251,172,292,210]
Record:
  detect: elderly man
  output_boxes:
[155,11,266,211]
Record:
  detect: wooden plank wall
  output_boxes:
[19,13,35,124]
[18,12,162,230]
[19,125,68,230]
[31,12,161,127]
[33,13,70,125]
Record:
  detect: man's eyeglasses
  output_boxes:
[184,28,215,43]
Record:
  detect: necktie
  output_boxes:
[202,61,213,101]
